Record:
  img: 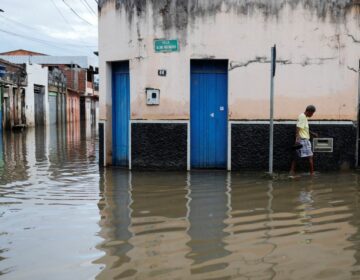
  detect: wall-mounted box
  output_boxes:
[146,88,160,105]
[313,138,333,153]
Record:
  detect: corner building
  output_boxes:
[98,0,360,171]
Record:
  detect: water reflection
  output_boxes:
[97,172,360,279]
[97,171,191,279]
[0,123,100,280]
[1,130,29,183]
[186,172,231,276]
[0,125,360,279]
[96,170,134,279]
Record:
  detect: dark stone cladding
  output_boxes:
[131,123,187,170]
[231,123,357,171]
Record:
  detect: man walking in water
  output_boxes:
[290,105,318,176]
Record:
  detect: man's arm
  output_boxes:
[310,130,318,138]
[295,127,301,143]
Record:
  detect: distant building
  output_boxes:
[48,67,67,126]
[0,49,47,56]
[0,59,27,130]
[98,0,360,171]
[0,52,98,129]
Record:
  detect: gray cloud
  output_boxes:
[0,0,98,58]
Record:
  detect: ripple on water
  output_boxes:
[1,129,360,279]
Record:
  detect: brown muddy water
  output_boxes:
[1,126,360,280]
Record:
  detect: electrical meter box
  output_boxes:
[313,138,333,153]
[146,88,160,105]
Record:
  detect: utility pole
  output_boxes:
[269,45,276,175]
[356,59,360,167]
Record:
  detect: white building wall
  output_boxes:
[86,98,91,121]
[99,1,360,121]
[25,63,49,127]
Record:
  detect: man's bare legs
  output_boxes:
[309,156,314,175]
[290,160,296,176]
[290,156,314,176]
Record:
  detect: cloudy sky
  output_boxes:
[0,0,97,60]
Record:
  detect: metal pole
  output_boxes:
[269,45,276,175]
[356,59,360,167]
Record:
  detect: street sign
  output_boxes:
[154,39,179,53]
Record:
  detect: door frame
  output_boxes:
[34,84,45,126]
[111,61,130,167]
[189,59,229,169]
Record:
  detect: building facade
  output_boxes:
[98,0,360,171]
[24,63,49,128]
[0,59,49,129]
[48,67,67,126]
[0,59,27,130]
[0,52,98,129]
[81,66,99,128]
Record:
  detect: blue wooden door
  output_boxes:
[112,62,130,166]
[191,60,228,169]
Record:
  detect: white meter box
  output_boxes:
[146,88,160,105]
[313,138,333,153]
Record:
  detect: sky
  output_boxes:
[0,0,98,63]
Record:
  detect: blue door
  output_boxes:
[191,60,228,169]
[112,62,130,166]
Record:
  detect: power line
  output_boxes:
[80,0,94,15]
[81,0,96,15]
[62,0,95,26]
[50,0,94,50]
[0,13,38,31]
[51,0,73,28]
[0,28,94,55]
[85,0,97,14]
[0,32,88,54]
[0,28,96,48]
[0,11,95,48]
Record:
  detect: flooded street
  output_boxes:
[1,126,360,279]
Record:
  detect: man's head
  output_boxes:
[305,105,316,117]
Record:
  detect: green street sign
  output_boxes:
[154,39,179,53]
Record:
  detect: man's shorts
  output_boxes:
[297,139,313,158]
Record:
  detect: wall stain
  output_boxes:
[98,0,360,49]
[347,33,360,43]
[228,56,338,70]
[99,0,360,23]
[347,66,359,72]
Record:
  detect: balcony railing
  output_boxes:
[0,71,27,86]
[48,69,67,89]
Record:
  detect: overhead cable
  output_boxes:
[0,28,96,48]
[81,0,96,15]
[50,0,95,49]
[62,0,95,26]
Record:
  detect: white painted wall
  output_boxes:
[25,63,49,127]
[99,2,359,121]
[86,98,91,121]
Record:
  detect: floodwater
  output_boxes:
[1,125,360,280]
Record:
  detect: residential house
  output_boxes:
[98,0,360,171]
[0,51,98,128]
[0,58,27,130]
